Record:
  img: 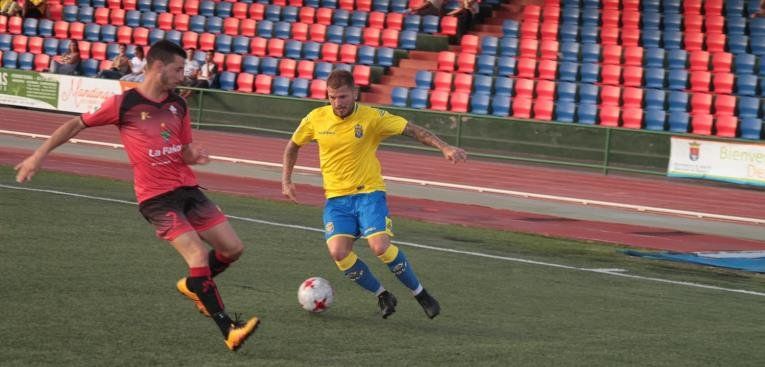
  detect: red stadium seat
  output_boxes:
[250,37,267,57]
[684,33,704,51]
[715,116,738,137]
[523,4,541,21]
[381,29,399,48]
[516,57,536,78]
[602,9,619,28]
[519,38,538,58]
[95,7,110,25]
[514,78,535,99]
[440,16,457,36]
[48,4,63,21]
[711,52,732,73]
[621,108,643,129]
[600,27,619,45]
[198,32,215,51]
[310,79,327,99]
[225,53,243,73]
[600,85,621,107]
[299,7,315,24]
[689,71,711,92]
[684,14,703,33]
[537,59,557,80]
[433,71,453,91]
[460,35,479,54]
[297,60,315,79]
[27,36,43,54]
[339,0,354,10]
[0,15,6,33]
[622,87,643,108]
[706,15,725,34]
[157,13,173,30]
[77,40,90,59]
[623,46,643,66]
[268,38,285,57]
[54,21,69,39]
[540,22,558,41]
[512,97,533,119]
[353,65,371,86]
[622,66,643,87]
[457,52,475,73]
[110,9,126,26]
[621,27,640,47]
[602,45,622,65]
[533,99,554,120]
[279,58,297,78]
[240,19,256,37]
[684,0,703,13]
[689,51,710,71]
[169,0,184,15]
[316,8,332,25]
[184,0,199,15]
[600,64,622,86]
[691,93,713,115]
[173,14,189,31]
[705,33,726,53]
[705,0,723,15]
[368,11,385,29]
[542,3,560,23]
[691,114,713,135]
[224,17,240,36]
[714,94,736,116]
[386,13,404,31]
[291,22,308,41]
[520,20,538,39]
[310,23,327,42]
[237,72,255,93]
[69,22,84,40]
[453,73,472,94]
[599,106,621,127]
[133,27,150,46]
[437,51,456,72]
[621,11,639,28]
[450,92,469,113]
[340,44,357,63]
[249,3,265,20]
[34,53,50,71]
[90,42,107,60]
[12,35,27,53]
[182,31,198,49]
[539,39,558,60]
[712,72,734,94]
[213,52,225,71]
[321,42,339,62]
[357,0,372,11]
[8,16,21,34]
[535,80,555,99]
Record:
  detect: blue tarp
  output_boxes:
[624,250,765,273]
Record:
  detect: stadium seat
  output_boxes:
[469,93,490,115]
[713,73,734,94]
[537,60,557,81]
[11,35,27,53]
[43,38,59,55]
[80,58,99,76]
[381,29,399,48]
[736,75,759,96]
[644,89,666,111]
[391,87,409,107]
[644,109,667,131]
[33,53,50,71]
[666,69,688,90]
[499,37,518,57]
[621,108,643,129]
[251,74,271,94]
[667,91,689,112]
[90,42,107,60]
[535,80,555,100]
[622,66,643,87]
[514,78,534,99]
[577,103,598,124]
[691,93,713,115]
[17,52,33,70]
[580,43,600,64]
[738,96,760,118]
[714,95,737,117]
[601,65,621,86]
[689,71,711,92]
[622,87,643,109]
[268,38,285,57]
[667,111,690,132]
[409,88,429,109]
[429,90,449,111]
[512,97,533,118]
[516,57,536,78]
[259,57,278,75]
[307,78,326,99]
[224,53,242,73]
[577,83,599,105]
[242,55,259,74]
[691,114,714,135]
[555,101,576,122]
[599,106,621,127]
[740,118,763,139]
[599,85,621,107]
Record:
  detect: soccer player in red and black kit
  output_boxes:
[14,40,259,351]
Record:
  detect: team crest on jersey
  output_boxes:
[140,111,151,120]
[325,222,334,234]
[160,123,171,141]
[354,124,363,138]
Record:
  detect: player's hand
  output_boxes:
[14,154,44,183]
[282,182,298,203]
[183,144,210,165]
[442,145,467,164]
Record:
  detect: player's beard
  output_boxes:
[160,72,178,93]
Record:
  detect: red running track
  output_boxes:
[2,107,764,252]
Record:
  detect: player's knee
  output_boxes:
[220,238,245,260]
[328,246,350,262]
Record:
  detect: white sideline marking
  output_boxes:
[3,129,764,225]
[2,183,765,298]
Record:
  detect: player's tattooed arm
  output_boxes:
[402,122,467,164]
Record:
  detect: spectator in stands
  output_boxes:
[50,40,81,75]
[23,0,46,18]
[0,0,21,16]
[183,48,201,84]
[97,44,131,80]
[193,50,217,88]
[410,0,483,39]
[410,0,443,16]
[752,0,765,17]
[121,46,146,83]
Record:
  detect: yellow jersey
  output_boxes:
[291,103,408,198]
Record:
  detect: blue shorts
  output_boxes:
[323,191,393,241]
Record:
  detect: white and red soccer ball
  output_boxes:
[298,277,334,313]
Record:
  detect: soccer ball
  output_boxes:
[298,277,334,313]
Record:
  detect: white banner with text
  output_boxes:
[668,137,765,187]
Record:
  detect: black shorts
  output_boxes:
[138,186,227,241]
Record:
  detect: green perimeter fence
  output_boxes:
[184,87,759,176]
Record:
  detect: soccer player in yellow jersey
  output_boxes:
[281,70,467,319]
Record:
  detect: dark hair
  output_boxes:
[146,40,185,67]
[326,69,355,90]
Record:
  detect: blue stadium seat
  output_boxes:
[476,54,496,75]
[642,0,660,12]
[555,102,576,122]
[149,28,166,45]
[726,16,746,36]
[101,25,117,42]
[193,50,206,64]
[727,35,749,55]
[242,55,259,74]
[232,36,250,54]
[272,76,290,96]
[2,50,18,68]
[285,40,302,59]
[215,1,233,18]
[125,10,142,28]
[207,16,223,34]
[274,21,291,39]
[576,103,597,124]
[581,8,600,27]
[472,74,493,94]
[560,42,579,62]
[559,23,578,43]
[644,110,667,131]
[470,93,490,114]
[750,36,765,56]
[303,42,320,60]
[662,30,681,49]
[18,52,33,70]
[153,0,168,12]
[738,96,761,118]
[644,68,665,89]
[641,30,661,49]
[85,23,101,42]
[580,43,600,63]
[92,0,106,6]
[376,47,394,67]
[481,36,498,55]
[78,6,94,23]
[164,29,181,45]
[399,30,417,50]
[561,6,580,24]
[391,87,409,107]
[58,39,71,55]
[38,19,53,38]
[315,62,333,79]
[306,0,321,7]
[502,20,519,38]
[735,54,757,75]
[137,0,152,11]
[667,69,688,90]
[260,57,278,75]
[415,70,432,89]
[332,9,350,26]
[644,89,666,110]
[667,91,689,112]
[291,78,309,98]
[410,88,429,109]
[740,118,763,139]
[736,74,759,96]
[343,27,361,45]
[199,0,216,17]
[580,25,598,44]
[105,42,120,59]
[662,10,681,29]
[189,15,206,33]
[644,48,665,68]
[333,63,352,72]
[141,11,157,28]
[357,45,375,65]
[496,56,516,76]
[641,11,661,30]
[751,18,765,37]
[327,25,344,44]
[215,34,232,53]
[43,38,59,55]
[373,0,390,12]
[499,37,518,57]
[422,15,439,34]
[667,49,687,69]
[80,58,99,76]
[351,11,368,27]
[727,0,745,16]
[491,94,511,116]
[62,5,78,22]
[494,77,513,95]
[578,84,599,104]
[265,5,281,21]
[22,18,38,37]
[556,82,577,102]
[558,62,578,82]
[579,63,600,84]
[748,0,763,15]
[403,14,421,31]
[668,111,690,132]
